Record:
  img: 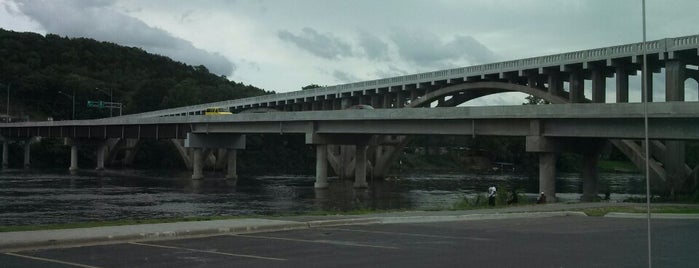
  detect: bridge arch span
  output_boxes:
[405,81,568,108]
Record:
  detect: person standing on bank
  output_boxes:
[488,186,497,206]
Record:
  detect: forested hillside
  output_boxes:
[0,28,271,121]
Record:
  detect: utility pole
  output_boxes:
[96,87,113,117]
[5,83,9,122]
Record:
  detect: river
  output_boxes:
[0,169,646,226]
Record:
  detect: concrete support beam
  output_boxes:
[185,133,245,149]
[539,152,557,202]
[341,97,352,109]
[225,149,238,181]
[642,70,654,102]
[353,145,368,188]
[547,72,563,96]
[665,141,686,195]
[370,95,380,108]
[2,141,7,169]
[396,91,405,108]
[382,93,391,108]
[23,141,30,169]
[666,60,686,101]
[192,148,204,180]
[581,152,599,201]
[616,66,629,103]
[569,71,584,103]
[96,142,107,170]
[591,69,606,103]
[69,144,78,173]
[315,144,329,188]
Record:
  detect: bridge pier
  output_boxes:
[314,144,328,188]
[191,148,204,180]
[2,141,7,169]
[184,133,245,181]
[353,145,368,188]
[225,149,238,181]
[69,143,78,173]
[539,152,557,202]
[581,152,600,202]
[23,141,31,169]
[95,141,107,171]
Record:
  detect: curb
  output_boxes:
[378,211,587,224]
[0,221,308,252]
[604,212,699,219]
[0,211,584,252]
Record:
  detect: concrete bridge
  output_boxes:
[2,34,699,202]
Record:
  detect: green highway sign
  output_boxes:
[87,100,104,108]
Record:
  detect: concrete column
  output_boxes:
[353,145,368,188]
[569,71,584,103]
[314,144,329,188]
[410,88,417,102]
[225,149,238,181]
[95,142,106,170]
[23,142,30,169]
[382,93,391,108]
[547,72,562,96]
[591,69,606,103]
[539,152,557,202]
[665,60,686,101]
[642,70,654,102]
[665,141,686,196]
[340,97,351,109]
[615,67,629,103]
[69,144,78,172]
[370,95,380,108]
[192,148,204,180]
[396,91,404,108]
[2,141,8,169]
[581,153,599,202]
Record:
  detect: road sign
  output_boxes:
[87,100,104,108]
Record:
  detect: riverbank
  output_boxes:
[2,202,698,233]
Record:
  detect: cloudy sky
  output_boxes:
[1,0,698,104]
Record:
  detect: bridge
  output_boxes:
[2,34,699,202]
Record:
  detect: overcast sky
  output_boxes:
[1,0,698,105]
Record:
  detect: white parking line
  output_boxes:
[232,234,399,249]
[128,242,286,261]
[4,252,102,268]
[322,227,494,241]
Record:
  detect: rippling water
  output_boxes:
[0,169,644,226]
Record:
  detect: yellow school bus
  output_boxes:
[204,107,233,115]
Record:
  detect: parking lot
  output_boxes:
[2,216,698,267]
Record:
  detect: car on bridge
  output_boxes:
[204,107,233,115]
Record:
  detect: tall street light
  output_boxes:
[58,90,75,120]
[96,87,113,117]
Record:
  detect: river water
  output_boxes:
[0,169,645,226]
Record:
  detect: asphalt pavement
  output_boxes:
[1,202,698,267]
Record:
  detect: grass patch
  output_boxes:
[0,215,248,233]
[0,209,411,233]
[581,206,699,217]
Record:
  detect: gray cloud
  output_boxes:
[14,0,235,76]
[332,70,359,83]
[358,31,389,61]
[391,30,496,67]
[278,27,352,59]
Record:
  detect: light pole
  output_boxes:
[96,87,113,117]
[58,90,75,120]
[4,83,8,123]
